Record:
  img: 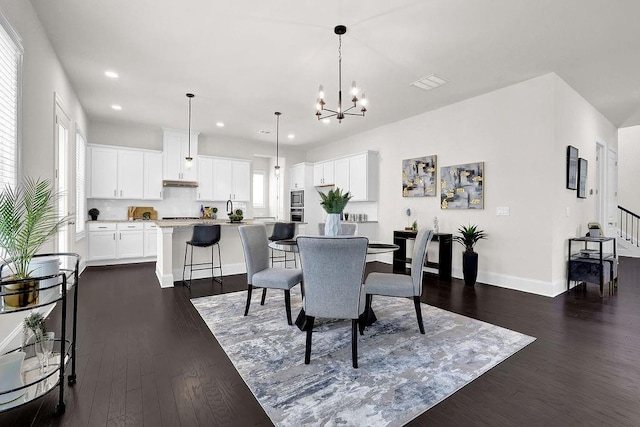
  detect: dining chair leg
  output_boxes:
[304,316,315,364]
[365,294,373,324]
[413,296,425,334]
[284,290,292,325]
[300,281,305,300]
[358,312,366,335]
[351,319,359,369]
[244,284,253,316]
[260,288,267,305]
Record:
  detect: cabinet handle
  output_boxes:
[198,192,200,199]
[119,233,122,240]
[120,190,123,197]
[113,233,115,240]
[160,191,162,198]
[98,226,107,229]
[114,189,116,196]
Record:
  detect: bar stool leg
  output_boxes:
[217,243,223,284]
[182,243,190,288]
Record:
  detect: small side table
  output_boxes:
[567,236,617,296]
[392,230,452,281]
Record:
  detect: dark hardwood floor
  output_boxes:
[2,257,640,426]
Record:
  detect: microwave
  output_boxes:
[291,190,304,208]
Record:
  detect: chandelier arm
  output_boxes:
[343,111,366,117]
[317,111,338,120]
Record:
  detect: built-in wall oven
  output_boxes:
[290,208,304,223]
[291,190,304,208]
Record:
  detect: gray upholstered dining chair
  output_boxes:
[238,224,303,325]
[317,222,358,236]
[364,228,434,334]
[297,235,369,368]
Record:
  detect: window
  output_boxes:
[0,12,22,190]
[253,170,265,208]
[75,131,86,239]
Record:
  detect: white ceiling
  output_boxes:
[29,0,640,148]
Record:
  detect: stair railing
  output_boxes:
[619,205,640,247]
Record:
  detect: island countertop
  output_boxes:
[88,219,306,228]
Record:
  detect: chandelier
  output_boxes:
[185,93,194,168]
[274,112,281,178]
[315,25,367,123]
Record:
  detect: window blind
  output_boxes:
[0,12,22,191]
[75,132,86,237]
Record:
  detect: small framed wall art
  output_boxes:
[440,162,484,209]
[577,157,587,199]
[402,155,437,197]
[566,145,578,190]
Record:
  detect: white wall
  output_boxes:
[306,73,617,297]
[618,126,640,214]
[0,0,88,351]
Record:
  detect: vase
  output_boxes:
[325,213,342,236]
[3,279,39,308]
[0,351,25,404]
[462,251,478,286]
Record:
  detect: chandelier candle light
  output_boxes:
[185,93,194,169]
[274,112,281,178]
[316,25,367,122]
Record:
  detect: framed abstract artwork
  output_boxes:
[440,162,484,209]
[566,145,578,190]
[402,155,437,197]
[577,157,587,199]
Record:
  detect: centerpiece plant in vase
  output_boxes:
[318,187,352,236]
[453,224,487,286]
[0,178,69,307]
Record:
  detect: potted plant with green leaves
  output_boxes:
[453,224,487,286]
[318,187,352,235]
[0,178,69,307]
[229,209,243,223]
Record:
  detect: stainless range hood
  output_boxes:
[162,180,198,188]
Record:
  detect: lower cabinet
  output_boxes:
[144,223,158,257]
[88,222,155,263]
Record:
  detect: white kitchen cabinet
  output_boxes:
[144,152,164,200]
[89,146,118,198]
[88,222,150,263]
[333,157,350,192]
[163,129,199,181]
[197,156,214,201]
[89,145,161,200]
[290,163,307,190]
[88,223,117,260]
[349,151,379,201]
[144,223,158,257]
[313,161,334,186]
[117,223,144,258]
[118,150,144,199]
[212,157,251,201]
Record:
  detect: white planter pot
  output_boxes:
[325,214,342,236]
[0,351,25,404]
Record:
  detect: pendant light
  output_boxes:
[274,112,281,177]
[185,93,194,168]
[315,25,367,123]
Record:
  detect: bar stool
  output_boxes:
[269,222,296,267]
[183,224,222,287]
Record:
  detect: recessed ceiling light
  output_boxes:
[216,122,225,127]
[288,133,295,139]
[410,74,448,91]
[105,70,119,79]
[322,118,330,124]
[111,104,122,110]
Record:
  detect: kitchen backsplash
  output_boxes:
[87,187,247,220]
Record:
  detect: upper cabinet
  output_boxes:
[211,157,251,201]
[162,129,198,181]
[88,145,162,200]
[349,151,378,201]
[290,163,305,190]
[313,161,335,186]
[311,151,378,201]
[196,156,214,201]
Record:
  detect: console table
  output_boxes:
[393,230,452,281]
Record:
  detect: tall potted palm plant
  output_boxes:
[318,187,352,236]
[0,178,69,307]
[453,224,487,286]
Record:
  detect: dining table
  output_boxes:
[268,237,400,331]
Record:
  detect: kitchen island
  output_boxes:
[154,219,304,288]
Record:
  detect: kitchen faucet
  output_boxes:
[226,199,234,216]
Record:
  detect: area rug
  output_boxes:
[191,288,535,426]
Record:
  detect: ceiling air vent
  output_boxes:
[410,74,448,91]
